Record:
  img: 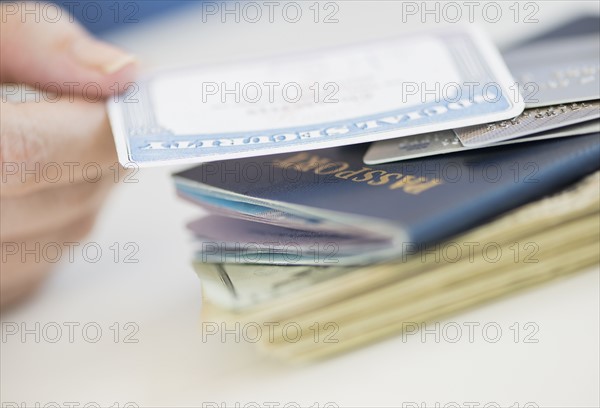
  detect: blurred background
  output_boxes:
[1,1,599,406]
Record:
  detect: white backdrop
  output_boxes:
[1,1,599,407]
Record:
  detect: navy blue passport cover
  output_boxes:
[175,134,600,245]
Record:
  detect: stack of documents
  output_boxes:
[196,171,600,361]
[108,17,600,360]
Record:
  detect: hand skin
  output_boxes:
[0,2,137,309]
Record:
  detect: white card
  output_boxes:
[108,26,523,167]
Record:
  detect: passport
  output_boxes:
[174,133,600,265]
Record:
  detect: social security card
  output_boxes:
[108,26,524,167]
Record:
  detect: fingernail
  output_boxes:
[71,37,136,75]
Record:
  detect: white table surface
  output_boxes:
[2,2,599,407]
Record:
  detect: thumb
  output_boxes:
[0,2,137,97]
